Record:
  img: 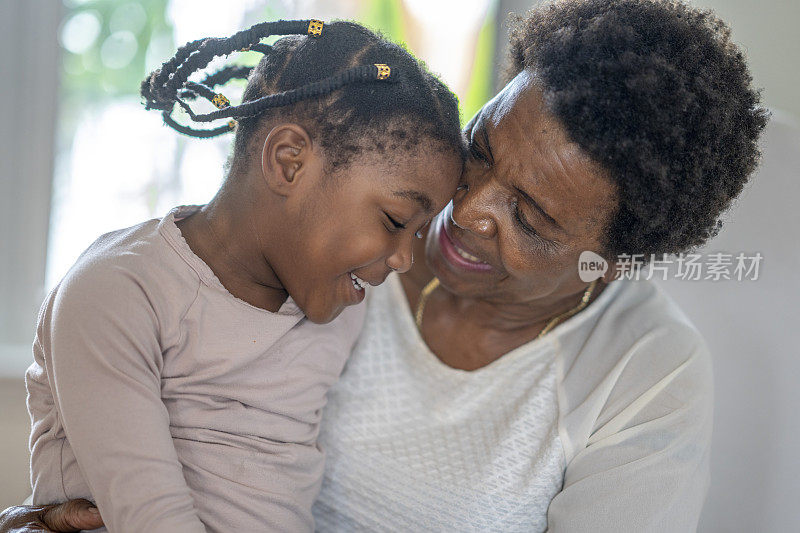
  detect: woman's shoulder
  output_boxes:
[558,278,710,368]
[590,277,712,395]
[555,279,713,461]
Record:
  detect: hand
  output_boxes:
[0,499,104,532]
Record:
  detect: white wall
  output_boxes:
[656,111,800,532]
[688,0,800,120]
[0,1,62,377]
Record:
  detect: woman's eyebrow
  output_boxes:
[479,121,495,163]
[393,190,433,214]
[470,117,495,163]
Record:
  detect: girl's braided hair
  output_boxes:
[141,19,465,171]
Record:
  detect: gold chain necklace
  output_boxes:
[414,277,598,339]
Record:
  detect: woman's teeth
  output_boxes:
[454,244,484,263]
[350,272,366,291]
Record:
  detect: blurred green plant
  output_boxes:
[58,0,173,145]
[57,0,495,128]
[60,0,173,102]
[358,0,496,126]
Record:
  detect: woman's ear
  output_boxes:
[260,124,318,196]
[601,257,619,283]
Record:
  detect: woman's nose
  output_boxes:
[385,234,414,273]
[451,176,498,239]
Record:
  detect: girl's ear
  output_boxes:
[260,123,319,196]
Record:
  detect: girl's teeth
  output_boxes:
[350,273,365,290]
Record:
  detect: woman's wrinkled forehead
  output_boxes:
[480,71,567,145]
[478,70,603,173]
[471,70,617,237]
[484,70,538,125]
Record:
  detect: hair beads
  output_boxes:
[142,19,464,173]
[142,19,397,138]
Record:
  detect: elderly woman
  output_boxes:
[1,0,766,531]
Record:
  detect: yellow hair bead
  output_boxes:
[212,93,230,109]
[307,19,323,38]
[375,64,391,80]
[228,119,237,129]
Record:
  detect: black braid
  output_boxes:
[177,66,252,109]
[248,43,273,54]
[142,20,316,116]
[179,81,216,102]
[176,64,398,123]
[161,111,232,138]
[141,37,205,110]
[201,65,253,89]
[142,19,464,173]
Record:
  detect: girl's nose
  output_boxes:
[386,235,414,273]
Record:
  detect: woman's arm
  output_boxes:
[0,500,103,532]
[31,263,206,533]
[547,331,713,532]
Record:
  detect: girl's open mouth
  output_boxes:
[349,272,367,291]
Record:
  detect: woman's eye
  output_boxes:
[513,204,539,238]
[512,199,560,253]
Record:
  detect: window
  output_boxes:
[0,0,498,376]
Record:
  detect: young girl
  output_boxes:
[26,19,464,533]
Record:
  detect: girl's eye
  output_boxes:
[385,212,406,231]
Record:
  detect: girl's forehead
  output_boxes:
[347,147,460,190]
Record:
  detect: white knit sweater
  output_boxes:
[313,274,712,532]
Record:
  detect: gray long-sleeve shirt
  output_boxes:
[26,205,365,533]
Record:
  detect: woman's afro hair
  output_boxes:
[508,0,770,257]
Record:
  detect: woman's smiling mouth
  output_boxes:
[438,221,493,273]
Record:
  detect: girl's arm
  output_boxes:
[32,263,206,533]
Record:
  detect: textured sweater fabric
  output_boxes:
[26,206,365,533]
[313,274,713,532]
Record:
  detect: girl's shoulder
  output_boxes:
[51,213,203,333]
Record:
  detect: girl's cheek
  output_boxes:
[347,234,387,263]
